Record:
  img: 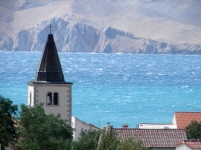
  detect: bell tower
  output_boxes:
[27,25,73,124]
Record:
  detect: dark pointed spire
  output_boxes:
[35,34,65,82]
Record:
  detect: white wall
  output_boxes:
[72,116,100,140]
[175,144,192,150]
[28,84,34,106]
[28,82,72,124]
[172,113,177,128]
[138,124,176,129]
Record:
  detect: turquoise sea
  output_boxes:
[0,52,201,128]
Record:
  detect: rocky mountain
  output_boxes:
[0,0,201,54]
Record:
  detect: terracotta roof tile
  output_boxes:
[175,112,201,129]
[175,140,201,149]
[113,128,187,148]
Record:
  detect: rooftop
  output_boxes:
[113,128,187,148]
[174,112,201,129]
[175,140,201,149]
[35,34,65,82]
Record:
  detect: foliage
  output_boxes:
[16,104,73,150]
[0,95,147,150]
[117,137,147,150]
[72,129,119,150]
[72,129,101,150]
[97,130,119,150]
[71,129,147,150]
[185,120,201,139]
[0,95,18,150]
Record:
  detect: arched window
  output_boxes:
[47,92,52,105]
[53,93,58,105]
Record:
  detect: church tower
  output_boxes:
[27,29,73,124]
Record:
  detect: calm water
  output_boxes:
[0,52,201,128]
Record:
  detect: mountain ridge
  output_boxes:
[0,0,201,54]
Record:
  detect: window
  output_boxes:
[47,92,52,105]
[46,92,59,106]
[53,93,58,105]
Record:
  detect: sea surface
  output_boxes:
[0,52,201,128]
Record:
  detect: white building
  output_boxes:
[138,123,176,129]
[27,33,73,124]
[27,31,100,140]
[138,112,201,130]
[71,116,100,140]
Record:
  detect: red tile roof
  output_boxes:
[175,112,201,129]
[175,140,201,149]
[113,128,187,148]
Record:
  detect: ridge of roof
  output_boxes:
[113,128,185,130]
[174,140,201,148]
[72,116,100,130]
[175,112,201,113]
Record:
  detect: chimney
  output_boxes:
[122,124,129,129]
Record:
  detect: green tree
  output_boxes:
[97,130,119,150]
[117,137,147,150]
[16,104,73,150]
[72,129,101,150]
[72,129,147,150]
[72,129,119,150]
[185,120,201,139]
[0,95,18,150]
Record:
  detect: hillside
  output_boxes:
[0,0,201,54]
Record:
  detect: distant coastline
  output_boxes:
[1,0,201,54]
[1,50,201,55]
